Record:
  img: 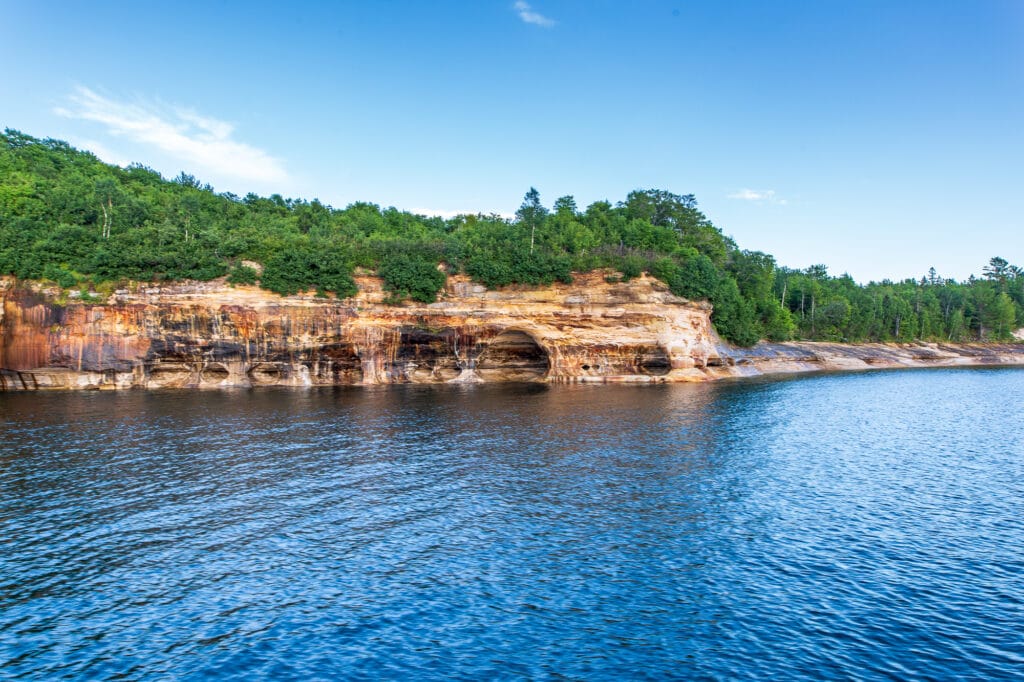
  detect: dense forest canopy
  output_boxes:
[1,129,1021,345]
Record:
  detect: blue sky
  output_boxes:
[2,1,1021,282]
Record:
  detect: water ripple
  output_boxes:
[2,371,1023,679]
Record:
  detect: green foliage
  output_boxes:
[771,260,1024,343]
[41,263,77,288]
[2,129,1020,346]
[760,300,797,341]
[378,252,446,303]
[618,254,646,281]
[260,244,356,297]
[709,277,760,346]
[464,245,573,288]
[77,290,105,304]
[227,264,258,286]
[516,187,548,254]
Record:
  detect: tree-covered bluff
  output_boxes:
[1,129,1021,345]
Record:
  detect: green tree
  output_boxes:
[983,256,1011,286]
[990,292,1017,339]
[516,187,548,254]
[94,177,121,239]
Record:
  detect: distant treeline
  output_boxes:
[1,129,1021,345]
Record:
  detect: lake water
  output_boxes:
[2,369,1023,679]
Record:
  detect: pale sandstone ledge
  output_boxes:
[704,340,1024,382]
[1,274,1022,390]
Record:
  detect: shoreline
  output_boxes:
[706,340,1024,382]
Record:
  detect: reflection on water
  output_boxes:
[2,370,1023,679]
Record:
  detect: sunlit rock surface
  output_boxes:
[706,340,1024,380]
[2,274,1022,390]
[0,273,718,389]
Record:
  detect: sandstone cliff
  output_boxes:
[2,274,1022,391]
[0,273,720,389]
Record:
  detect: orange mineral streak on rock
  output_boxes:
[1,273,1022,390]
[1,293,54,371]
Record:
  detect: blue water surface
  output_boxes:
[2,368,1023,679]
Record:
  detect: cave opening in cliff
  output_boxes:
[147,363,194,387]
[396,327,462,382]
[638,348,672,376]
[319,343,364,384]
[476,330,550,382]
[201,363,230,383]
[247,363,282,385]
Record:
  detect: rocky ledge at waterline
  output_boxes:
[2,273,1023,390]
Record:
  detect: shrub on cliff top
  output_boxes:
[464,246,572,288]
[260,244,356,298]
[378,252,446,303]
[227,264,258,286]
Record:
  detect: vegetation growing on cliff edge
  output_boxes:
[1,129,1022,345]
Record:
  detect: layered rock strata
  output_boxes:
[0,273,719,389]
[705,340,1024,380]
[2,274,1022,391]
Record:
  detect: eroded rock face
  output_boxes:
[5,274,1022,391]
[0,273,722,389]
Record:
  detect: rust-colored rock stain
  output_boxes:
[2,274,1022,390]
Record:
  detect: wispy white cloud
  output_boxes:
[728,188,787,205]
[55,86,288,184]
[70,138,131,167]
[514,1,555,28]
